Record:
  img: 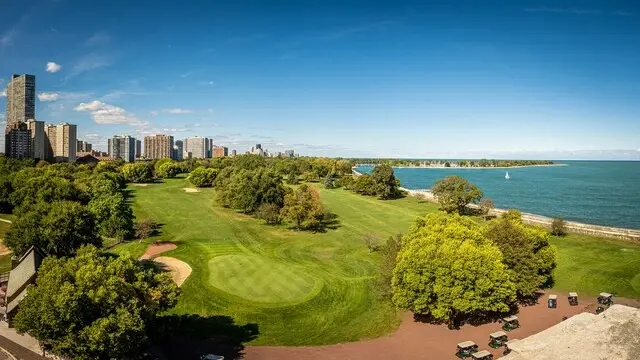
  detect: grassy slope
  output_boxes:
[0,218,13,273]
[114,178,437,345]
[113,178,640,345]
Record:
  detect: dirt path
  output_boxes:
[0,219,11,224]
[246,291,638,360]
[154,256,192,287]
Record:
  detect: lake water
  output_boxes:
[356,161,640,229]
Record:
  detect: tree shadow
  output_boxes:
[313,212,341,233]
[519,291,545,307]
[413,306,518,329]
[147,314,260,360]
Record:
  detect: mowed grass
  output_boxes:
[114,178,437,345]
[113,178,640,345]
[0,216,14,273]
[550,234,640,298]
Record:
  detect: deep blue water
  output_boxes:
[356,161,640,229]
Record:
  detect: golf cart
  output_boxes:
[502,339,519,355]
[501,315,520,332]
[547,294,557,308]
[568,292,578,306]
[596,292,613,314]
[200,355,224,360]
[471,350,493,360]
[456,341,479,359]
[488,331,508,348]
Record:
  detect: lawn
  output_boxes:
[112,178,640,345]
[0,217,14,273]
[113,178,437,345]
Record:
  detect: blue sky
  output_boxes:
[1,0,639,159]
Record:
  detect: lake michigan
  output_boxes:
[356,161,640,229]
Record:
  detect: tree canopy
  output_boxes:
[189,167,218,187]
[370,164,402,199]
[392,212,516,323]
[280,183,325,230]
[431,175,483,214]
[122,162,154,183]
[14,245,180,360]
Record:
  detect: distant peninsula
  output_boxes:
[354,159,563,169]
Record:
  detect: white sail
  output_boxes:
[505,171,510,180]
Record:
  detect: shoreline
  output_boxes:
[400,187,640,241]
[357,164,568,170]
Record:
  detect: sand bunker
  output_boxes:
[183,188,200,193]
[140,243,177,260]
[154,256,192,287]
[131,183,149,187]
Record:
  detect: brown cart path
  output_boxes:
[246,291,639,360]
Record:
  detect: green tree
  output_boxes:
[485,216,557,298]
[4,201,101,257]
[154,158,174,174]
[95,161,121,174]
[478,198,495,220]
[280,183,326,230]
[14,245,179,360]
[122,163,154,183]
[377,235,402,299]
[156,162,180,179]
[431,175,483,214]
[324,174,336,189]
[352,174,377,195]
[189,167,218,187]
[88,193,134,240]
[286,170,300,185]
[335,160,353,176]
[551,218,567,236]
[255,203,282,225]
[0,175,13,213]
[392,212,516,323]
[10,175,83,212]
[371,164,401,199]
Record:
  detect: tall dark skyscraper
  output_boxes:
[5,74,36,156]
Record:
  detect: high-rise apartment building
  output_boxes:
[6,122,31,158]
[76,140,92,153]
[45,123,77,162]
[144,135,174,160]
[174,140,184,161]
[5,74,36,155]
[109,135,136,162]
[135,140,142,159]
[25,119,45,160]
[231,149,237,157]
[213,146,228,158]
[183,136,209,159]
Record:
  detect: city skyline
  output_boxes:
[0,1,639,159]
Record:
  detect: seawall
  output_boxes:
[401,187,640,242]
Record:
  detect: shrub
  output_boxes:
[134,218,158,240]
[551,218,567,236]
[255,203,282,225]
[189,167,217,187]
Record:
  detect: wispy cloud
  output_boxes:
[85,31,110,46]
[524,7,600,15]
[163,108,193,114]
[199,80,215,86]
[46,61,62,73]
[180,71,196,78]
[612,11,634,16]
[0,30,14,46]
[100,90,152,101]
[322,21,396,40]
[74,100,145,125]
[64,53,111,81]
[0,89,6,97]
[37,92,60,102]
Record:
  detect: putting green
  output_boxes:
[209,255,321,304]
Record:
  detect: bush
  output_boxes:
[156,162,180,179]
[431,175,483,214]
[189,167,218,187]
[362,233,381,253]
[134,218,158,239]
[324,175,336,189]
[255,203,282,225]
[551,218,567,236]
[122,163,153,183]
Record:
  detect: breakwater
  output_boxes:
[402,188,640,242]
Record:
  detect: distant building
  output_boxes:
[284,149,295,158]
[213,146,228,157]
[26,119,45,160]
[109,135,136,162]
[231,149,237,157]
[255,143,262,150]
[174,140,184,161]
[144,134,174,160]
[183,136,209,159]
[5,74,36,156]
[45,123,77,162]
[6,122,31,159]
[76,140,92,153]
[135,139,142,159]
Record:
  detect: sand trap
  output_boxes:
[140,243,177,260]
[183,188,200,193]
[154,256,192,287]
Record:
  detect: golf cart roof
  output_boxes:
[201,355,224,360]
[490,331,507,338]
[471,350,492,358]
[548,294,557,300]
[503,315,519,322]
[569,292,578,297]
[599,292,612,298]
[457,340,476,348]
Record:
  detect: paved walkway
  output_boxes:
[0,327,44,360]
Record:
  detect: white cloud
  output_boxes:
[163,108,192,114]
[37,92,60,101]
[199,80,214,86]
[0,89,6,97]
[74,100,143,125]
[149,111,158,116]
[64,53,111,81]
[207,108,214,113]
[46,62,62,73]
[85,31,110,46]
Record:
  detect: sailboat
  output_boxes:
[505,171,510,180]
